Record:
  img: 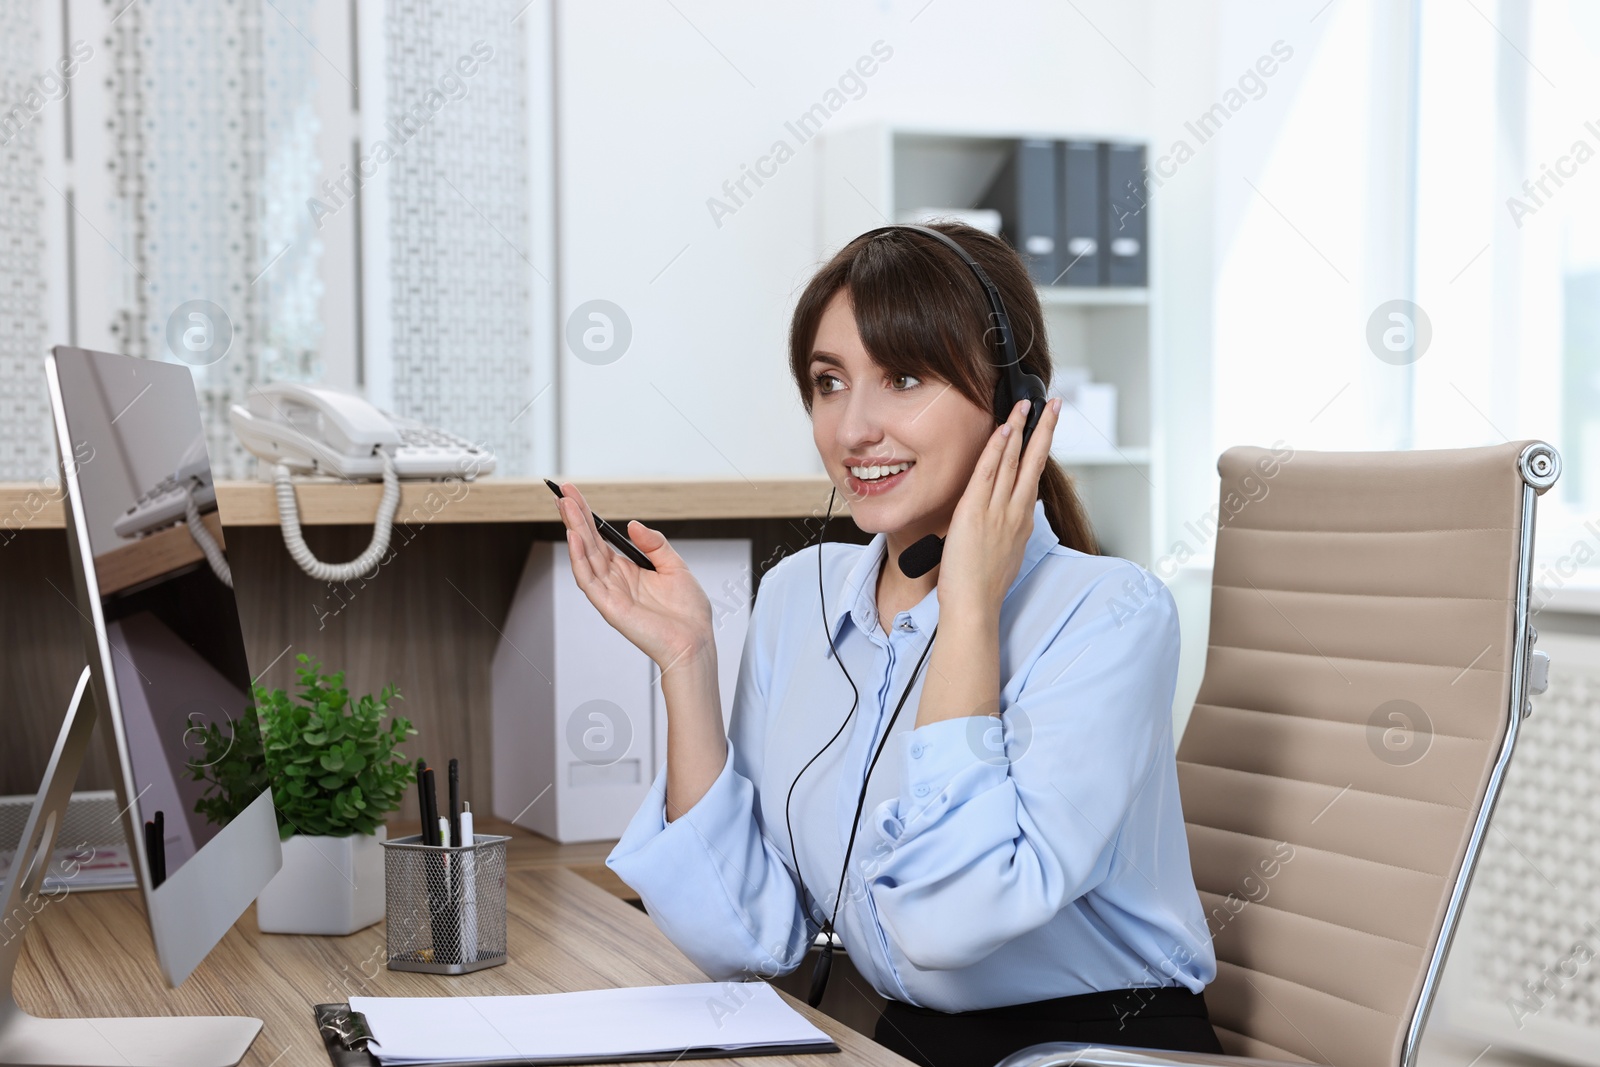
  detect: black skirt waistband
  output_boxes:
[882,984,1211,1024]
[874,985,1225,1065]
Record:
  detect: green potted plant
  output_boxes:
[189,653,416,935]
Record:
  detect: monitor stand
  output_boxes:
[0,668,262,1067]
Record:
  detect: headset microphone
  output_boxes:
[895,530,946,583]
[784,223,1044,1007]
[861,224,1049,579]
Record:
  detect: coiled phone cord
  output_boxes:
[273,451,402,582]
[183,480,233,588]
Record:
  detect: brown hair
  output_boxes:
[787,220,1099,555]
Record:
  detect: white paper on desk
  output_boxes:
[351,981,834,1064]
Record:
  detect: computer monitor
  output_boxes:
[0,346,280,1066]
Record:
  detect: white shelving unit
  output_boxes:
[818,121,1162,567]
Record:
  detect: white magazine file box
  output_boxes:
[491,538,751,842]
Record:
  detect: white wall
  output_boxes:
[1146,0,1221,737]
[548,0,1154,480]
[544,0,1284,730]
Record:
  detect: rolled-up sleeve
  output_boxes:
[865,562,1181,972]
[604,558,814,982]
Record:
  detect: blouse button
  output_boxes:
[914,783,930,798]
[910,743,924,758]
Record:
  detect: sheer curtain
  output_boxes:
[1416,0,1600,577]
[1211,0,1598,574]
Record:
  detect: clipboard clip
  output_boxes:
[315,1003,375,1051]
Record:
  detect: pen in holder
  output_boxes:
[381,833,508,973]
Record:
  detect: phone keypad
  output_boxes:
[396,425,482,456]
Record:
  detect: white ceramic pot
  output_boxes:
[255,824,386,935]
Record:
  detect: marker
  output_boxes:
[420,766,439,847]
[459,802,477,964]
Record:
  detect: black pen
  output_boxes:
[544,478,656,571]
[448,758,461,848]
[417,765,449,963]
[414,759,429,843]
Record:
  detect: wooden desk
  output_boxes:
[2,478,876,826]
[3,477,894,1060]
[13,862,909,1066]
[0,476,851,529]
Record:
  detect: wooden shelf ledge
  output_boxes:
[0,476,849,530]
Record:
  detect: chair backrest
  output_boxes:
[1176,440,1557,1067]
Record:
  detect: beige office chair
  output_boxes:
[998,440,1559,1067]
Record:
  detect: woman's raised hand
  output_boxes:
[937,395,1063,618]
[555,482,713,672]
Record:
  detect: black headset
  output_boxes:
[784,223,1048,1007]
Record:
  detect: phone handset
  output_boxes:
[228,383,493,582]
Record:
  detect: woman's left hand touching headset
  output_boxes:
[936,394,1063,618]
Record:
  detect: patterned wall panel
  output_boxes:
[8,0,534,479]
[112,0,322,479]
[384,0,534,475]
[1437,630,1600,1064]
[254,0,326,390]
[0,3,51,480]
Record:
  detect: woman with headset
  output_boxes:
[554,222,1223,1066]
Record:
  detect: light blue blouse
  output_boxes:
[605,499,1217,1011]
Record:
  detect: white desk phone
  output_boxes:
[122,385,494,586]
[229,382,493,481]
[224,383,495,582]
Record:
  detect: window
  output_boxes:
[1212,0,1599,575]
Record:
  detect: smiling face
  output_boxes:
[808,288,996,558]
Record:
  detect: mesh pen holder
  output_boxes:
[381,833,509,974]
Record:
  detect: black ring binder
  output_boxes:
[315,1003,376,1060]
